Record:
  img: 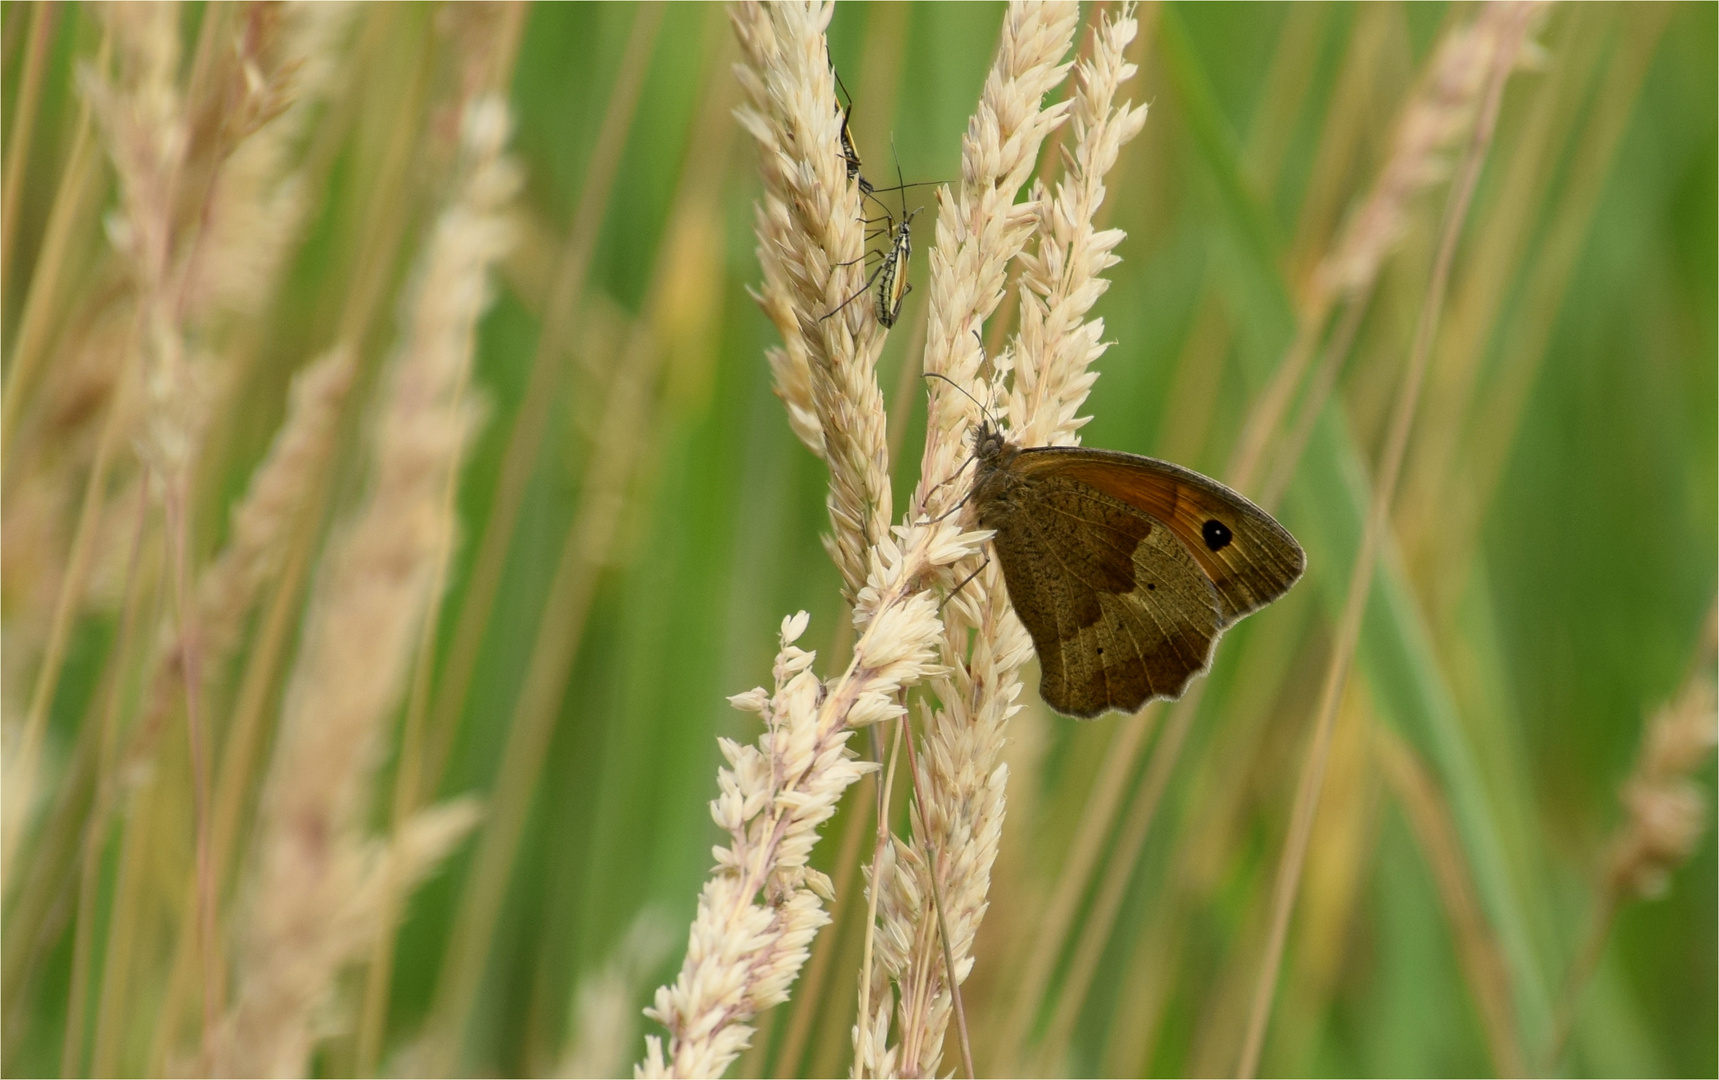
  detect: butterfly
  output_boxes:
[967,421,1305,718]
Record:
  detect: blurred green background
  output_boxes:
[1,3,1713,1077]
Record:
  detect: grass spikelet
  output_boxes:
[219,92,517,1078]
[196,346,355,666]
[1009,8,1148,448]
[1604,679,1718,902]
[639,521,985,1078]
[912,1,1079,513]
[1548,662,1718,1070]
[189,2,358,320]
[873,7,1143,1077]
[733,0,893,602]
[1233,0,1550,491]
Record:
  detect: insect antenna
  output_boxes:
[924,365,1003,434]
[939,558,991,613]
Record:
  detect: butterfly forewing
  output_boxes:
[970,425,1306,718]
[1011,448,1305,625]
[976,461,1225,718]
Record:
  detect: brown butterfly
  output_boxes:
[968,421,1305,719]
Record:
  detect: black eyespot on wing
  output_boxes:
[1202,519,1233,551]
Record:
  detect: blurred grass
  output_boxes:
[1,2,1713,1077]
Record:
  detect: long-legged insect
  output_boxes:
[832,65,872,197]
[830,59,943,213]
[823,151,920,328]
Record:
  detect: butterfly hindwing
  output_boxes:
[980,470,1223,718]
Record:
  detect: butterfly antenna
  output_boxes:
[924,365,1002,434]
[939,558,991,614]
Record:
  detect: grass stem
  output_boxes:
[1235,14,1528,1072]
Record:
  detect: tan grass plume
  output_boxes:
[865,6,1144,1076]
[218,93,518,1077]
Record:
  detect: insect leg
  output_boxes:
[820,261,886,322]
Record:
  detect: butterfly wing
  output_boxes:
[1012,448,1306,626]
[979,471,1225,718]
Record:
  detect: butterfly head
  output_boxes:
[972,417,1009,464]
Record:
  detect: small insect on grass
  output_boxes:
[831,62,872,198]
[828,57,944,233]
[824,150,922,329]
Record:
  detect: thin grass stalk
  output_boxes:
[3,669,105,1063]
[149,366,352,1068]
[1374,720,1526,1076]
[419,1,663,797]
[425,24,732,1068]
[165,456,220,1072]
[0,30,107,471]
[1235,12,1536,1073]
[89,746,160,1075]
[883,305,930,471]
[150,533,317,1074]
[3,314,135,886]
[0,1,56,289]
[853,717,905,1080]
[1,677,106,1037]
[991,699,1154,1065]
[770,773,876,1077]
[1035,681,1202,1070]
[425,304,660,1075]
[60,481,151,1077]
[897,724,975,1080]
[1258,295,1367,512]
